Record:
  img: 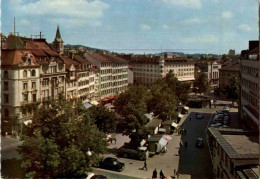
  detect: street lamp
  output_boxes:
[86,148,92,157]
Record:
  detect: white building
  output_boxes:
[85,53,128,101]
[131,54,195,86]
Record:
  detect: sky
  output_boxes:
[1,0,259,54]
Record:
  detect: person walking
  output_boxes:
[179,140,183,148]
[159,170,165,179]
[152,169,157,179]
[142,160,148,171]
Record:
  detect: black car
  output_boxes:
[195,137,204,148]
[100,157,125,172]
[91,175,107,179]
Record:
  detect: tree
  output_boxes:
[223,75,239,104]
[193,73,210,94]
[162,70,191,105]
[18,96,108,178]
[113,85,152,141]
[88,105,117,133]
[148,81,178,121]
[113,85,151,118]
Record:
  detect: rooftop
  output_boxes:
[208,128,259,159]
[222,134,258,155]
[145,118,162,128]
[219,62,240,72]
[86,53,128,63]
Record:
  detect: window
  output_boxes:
[32,93,37,102]
[31,70,36,76]
[4,94,9,103]
[4,82,8,91]
[23,93,28,102]
[23,70,27,78]
[23,83,28,90]
[32,82,36,89]
[4,71,8,78]
[4,109,9,118]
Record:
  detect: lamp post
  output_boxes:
[86,148,92,157]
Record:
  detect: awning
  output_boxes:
[178,77,195,82]
[242,106,259,125]
[156,138,168,153]
[90,100,99,105]
[107,96,115,100]
[84,102,92,109]
[184,106,189,110]
[23,120,32,126]
[159,128,166,133]
[178,114,184,118]
[102,98,109,102]
[171,122,178,128]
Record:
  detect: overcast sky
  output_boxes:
[1,0,259,54]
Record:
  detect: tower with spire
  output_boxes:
[53,25,64,55]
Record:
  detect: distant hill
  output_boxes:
[64,44,110,54]
[64,44,222,60]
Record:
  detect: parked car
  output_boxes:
[211,123,222,127]
[196,113,204,119]
[195,138,204,148]
[222,125,229,128]
[100,157,125,172]
[223,106,230,112]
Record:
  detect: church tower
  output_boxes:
[53,25,64,55]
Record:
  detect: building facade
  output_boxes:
[1,34,66,136]
[219,63,240,99]
[85,53,128,100]
[196,61,222,86]
[240,41,259,132]
[131,54,195,86]
[207,128,259,179]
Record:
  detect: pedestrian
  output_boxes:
[184,141,188,148]
[159,170,165,179]
[152,169,157,179]
[178,149,181,155]
[142,160,148,171]
[190,117,191,121]
[179,140,183,148]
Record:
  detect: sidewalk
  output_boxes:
[1,135,22,161]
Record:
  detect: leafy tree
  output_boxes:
[88,105,117,133]
[113,85,152,141]
[193,73,210,94]
[18,96,108,178]
[148,80,178,121]
[223,75,239,104]
[113,85,151,118]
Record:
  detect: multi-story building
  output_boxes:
[62,52,95,103]
[196,61,222,86]
[240,41,259,132]
[1,34,66,136]
[219,63,240,99]
[207,127,259,179]
[85,53,128,100]
[130,54,195,86]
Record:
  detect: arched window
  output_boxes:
[23,70,27,78]
[4,71,8,78]
[4,109,9,118]
[31,70,36,77]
